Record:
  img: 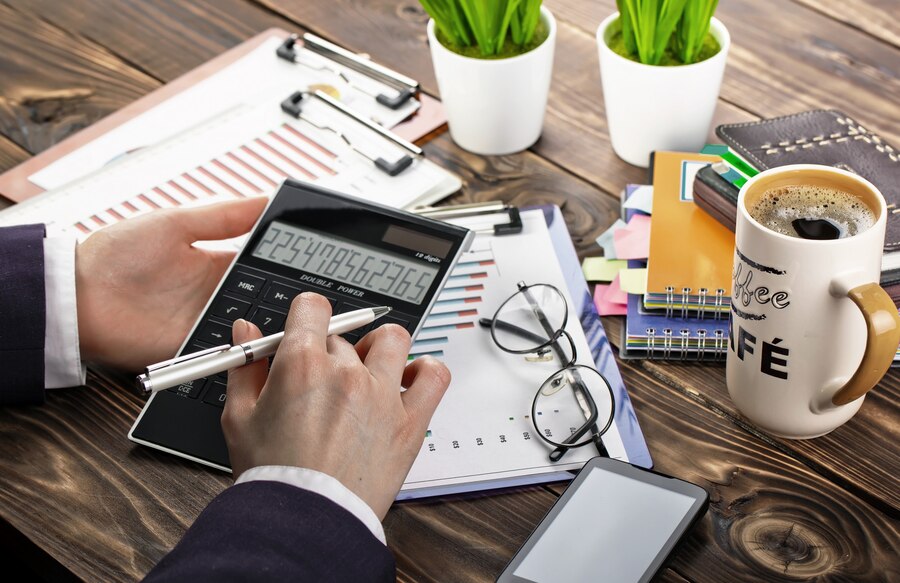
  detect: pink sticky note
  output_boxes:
[606,274,628,304]
[594,284,627,316]
[613,214,652,259]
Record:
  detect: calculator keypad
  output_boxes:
[170,266,417,408]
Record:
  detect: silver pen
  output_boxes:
[137,306,392,395]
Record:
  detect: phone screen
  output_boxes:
[512,466,698,582]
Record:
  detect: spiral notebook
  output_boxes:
[620,186,730,360]
[644,151,734,315]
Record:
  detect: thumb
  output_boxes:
[224,319,267,420]
[173,197,268,243]
[400,356,451,431]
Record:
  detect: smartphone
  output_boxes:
[497,457,709,583]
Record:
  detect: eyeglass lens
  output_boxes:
[492,284,567,353]
[533,365,613,449]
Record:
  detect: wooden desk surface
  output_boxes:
[0,1,897,581]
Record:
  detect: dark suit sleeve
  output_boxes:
[143,481,396,582]
[0,224,46,405]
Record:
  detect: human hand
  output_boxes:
[222,293,451,519]
[75,198,267,371]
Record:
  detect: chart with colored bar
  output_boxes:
[399,211,637,499]
[0,94,459,241]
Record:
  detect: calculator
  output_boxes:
[129,179,473,471]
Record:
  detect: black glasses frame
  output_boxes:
[482,281,615,462]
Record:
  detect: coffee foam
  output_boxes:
[748,185,876,239]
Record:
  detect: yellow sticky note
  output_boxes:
[582,257,627,282]
[618,268,649,294]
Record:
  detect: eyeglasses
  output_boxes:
[480,282,615,462]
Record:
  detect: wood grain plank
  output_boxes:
[563,362,899,582]
[0,133,28,174]
[251,0,757,196]
[791,0,900,49]
[3,0,300,83]
[637,359,900,516]
[0,3,159,155]
[546,0,900,145]
[0,369,231,582]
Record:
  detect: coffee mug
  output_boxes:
[726,164,900,439]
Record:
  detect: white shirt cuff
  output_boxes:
[44,236,86,388]
[235,465,386,545]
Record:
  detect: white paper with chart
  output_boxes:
[400,209,650,499]
[0,91,459,239]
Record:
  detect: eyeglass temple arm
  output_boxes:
[478,318,549,347]
[548,367,602,462]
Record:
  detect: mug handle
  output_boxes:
[832,283,900,406]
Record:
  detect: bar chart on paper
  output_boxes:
[409,250,494,360]
[399,213,632,499]
[0,95,459,240]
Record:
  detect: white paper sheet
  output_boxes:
[0,94,458,241]
[399,212,629,498]
[30,36,420,191]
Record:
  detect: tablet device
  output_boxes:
[498,457,709,583]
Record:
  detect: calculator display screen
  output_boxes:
[252,221,439,305]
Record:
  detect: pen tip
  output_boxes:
[373,306,392,317]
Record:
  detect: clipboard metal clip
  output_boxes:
[277,34,419,110]
[413,201,523,236]
[281,90,422,176]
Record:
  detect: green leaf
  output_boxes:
[420,0,544,56]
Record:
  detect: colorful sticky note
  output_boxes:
[593,284,627,316]
[595,219,626,258]
[619,268,649,295]
[612,214,652,259]
[622,185,654,215]
[606,274,628,304]
[582,257,627,282]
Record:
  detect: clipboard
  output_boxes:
[0,28,447,204]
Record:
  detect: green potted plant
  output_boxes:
[421,0,556,155]
[597,0,729,167]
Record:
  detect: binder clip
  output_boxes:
[277,34,419,110]
[412,201,523,236]
[280,90,422,176]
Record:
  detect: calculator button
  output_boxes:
[224,272,266,298]
[210,296,252,321]
[197,321,232,344]
[251,308,287,333]
[169,378,205,399]
[381,316,412,333]
[203,381,228,408]
[264,283,301,309]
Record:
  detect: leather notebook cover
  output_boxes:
[717,109,900,253]
[693,164,739,231]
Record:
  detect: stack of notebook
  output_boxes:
[620,151,735,360]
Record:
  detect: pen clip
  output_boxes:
[144,344,232,373]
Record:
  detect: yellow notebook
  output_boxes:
[644,151,735,314]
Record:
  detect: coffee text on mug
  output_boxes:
[732,262,791,319]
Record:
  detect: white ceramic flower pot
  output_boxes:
[597,13,730,167]
[427,6,556,156]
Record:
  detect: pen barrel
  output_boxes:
[141,308,378,394]
[146,348,249,393]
